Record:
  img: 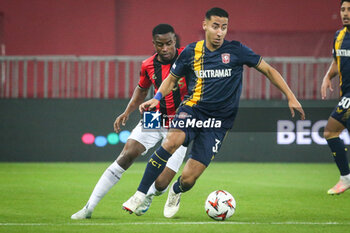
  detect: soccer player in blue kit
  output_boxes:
[123,7,305,217]
[321,0,350,195]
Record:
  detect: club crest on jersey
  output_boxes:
[221,53,230,64]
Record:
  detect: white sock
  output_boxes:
[341,173,350,182]
[85,161,125,211]
[135,190,146,199]
[146,182,168,196]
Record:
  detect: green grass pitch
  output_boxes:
[0,162,350,233]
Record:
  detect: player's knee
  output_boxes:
[162,131,185,154]
[123,140,145,156]
[323,130,331,139]
[323,130,338,140]
[116,146,143,169]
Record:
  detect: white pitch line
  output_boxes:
[1,222,350,226]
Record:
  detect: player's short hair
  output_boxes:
[342,0,350,5]
[152,24,175,37]
[205,7,229,20]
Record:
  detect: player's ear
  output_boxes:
[152,39,157,50]
[202,20,207,30]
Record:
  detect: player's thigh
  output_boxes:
[326,95,350,139]
[163,104,196,153]
[127,121,164,155]
[122,138,146,155]
[324,117,346,139]
[161,129,186,154]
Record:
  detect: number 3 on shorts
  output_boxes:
[212,139,221,153]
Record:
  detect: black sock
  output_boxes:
[137,146,172,194]
[327,137,350,176]
[172,176,183,194]
[173,176,193,194]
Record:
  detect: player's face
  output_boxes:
[203,16,228,50]
[341,1,350,28]
[152,32,177,63]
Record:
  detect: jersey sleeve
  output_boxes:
[138,62,152,89]
[239,43,262,67]
[170,45,190,78]
[333,32,337,60]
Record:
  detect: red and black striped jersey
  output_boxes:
[138,48,188,120]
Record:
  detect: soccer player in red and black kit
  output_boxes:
[71,24,188,219]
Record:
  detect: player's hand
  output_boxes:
[288,98,305,120]
[139,99,159,114]
[114,112,129,133]
[321,77,333,100]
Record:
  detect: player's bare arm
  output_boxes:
[114,86,149,133]
[321,59,338,99]
[139,74,178,113]
[255,59,305,120]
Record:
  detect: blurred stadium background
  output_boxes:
[0,0,344,162]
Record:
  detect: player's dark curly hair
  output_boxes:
[342,0,350,5]
[152,24,175,37]
[205,7,229,20]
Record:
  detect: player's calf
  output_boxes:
[155,167,177,191]
[137,146,173,194]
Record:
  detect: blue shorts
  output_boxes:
[170,105,229,166]
[331,93,350,128]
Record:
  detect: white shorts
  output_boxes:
[128,121,187,173]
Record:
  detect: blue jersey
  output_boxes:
[333,28,350,96]
[170,40,261,126]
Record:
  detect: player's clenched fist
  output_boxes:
[139,99,159,114]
